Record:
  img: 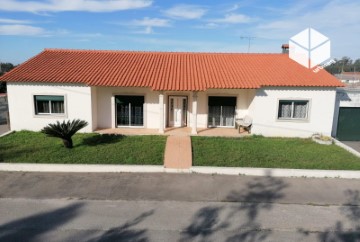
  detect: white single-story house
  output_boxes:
[0,49,343,137]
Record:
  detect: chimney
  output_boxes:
[281,44,289,54]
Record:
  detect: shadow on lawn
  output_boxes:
[0,203,83,242]
[81,134,125,146]
[0,143,42,163]
[181,174,288,242]
[299,189,360,241]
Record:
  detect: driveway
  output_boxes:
[342,141,360,153]
[0,172,359,241]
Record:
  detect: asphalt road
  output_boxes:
[0,172,359,241]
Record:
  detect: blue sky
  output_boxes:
[0,0,359,64]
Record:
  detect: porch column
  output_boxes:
[159,91,164,134]
[192,92,198,135]
[111,96,116,129]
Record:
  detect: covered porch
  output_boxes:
[94,87,256,135]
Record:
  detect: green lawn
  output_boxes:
[0,131,166,165]
[192,136,360,170]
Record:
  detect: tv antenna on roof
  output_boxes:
[240,36,256,53]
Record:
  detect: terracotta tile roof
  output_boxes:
[0,49,343,91]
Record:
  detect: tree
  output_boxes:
[0,63,15,93]
[325,57,360,74]
[41,119,88,148]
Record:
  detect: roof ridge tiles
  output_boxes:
[43,48,285,56]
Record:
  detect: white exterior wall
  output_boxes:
[196,89,255,128]
[7,82,93,132]
[96,87,159,129]
[249,87,337,137]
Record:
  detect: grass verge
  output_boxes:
[0,131,166,165]
[192,136,360,170]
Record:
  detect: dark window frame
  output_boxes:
[34,95,65,115]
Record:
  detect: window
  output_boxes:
[34,95,65,115]
[278,100,309,120]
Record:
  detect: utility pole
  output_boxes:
[240,36,256,53]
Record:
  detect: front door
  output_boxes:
[169,96,187,127]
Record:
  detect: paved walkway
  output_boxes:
[164,136,192,169]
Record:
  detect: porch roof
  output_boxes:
[0,49,343,91]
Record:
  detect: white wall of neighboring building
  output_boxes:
[249,87,337,137]
[331,88,360,137]
[7,82,93,132]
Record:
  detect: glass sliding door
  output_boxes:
[116,95,144,126]
[208,96,236,127]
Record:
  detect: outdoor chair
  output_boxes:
[236,115,252,133]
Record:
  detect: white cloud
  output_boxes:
[249,0,360,58]
[0,0,152,13]
[0,18,31,24]
[226,4,240,12]
[129,36,250,53]
[164,4,207,19]
[132,17,170,27]
[131,17,170,34]
[195,23,219,29]
[0,24,45,35]
[212,13,252,24]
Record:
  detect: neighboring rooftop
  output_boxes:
[335,72,360,84]
[0,49,343,91]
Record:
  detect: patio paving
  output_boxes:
[97,127,249,137]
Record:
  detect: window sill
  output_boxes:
[277,118,309,123]
[34,114,67,119]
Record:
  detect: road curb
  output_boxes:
[0,163,359,179]
[191,166,360,179]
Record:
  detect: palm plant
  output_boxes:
[41,119,88,148]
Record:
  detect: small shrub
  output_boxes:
[41,119,88,148]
